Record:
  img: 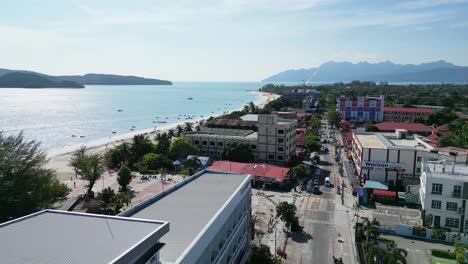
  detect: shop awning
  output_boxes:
[364,180,389,190]
[373,189,397,197]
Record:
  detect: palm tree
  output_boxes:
[362,218,380,250]
[365,244,385,264]
[183,157,202,174]
[249,101,257,113]
[384,246,407,264]
[168,129,175,139]
[176,125,183,137]
[184,122,193,132]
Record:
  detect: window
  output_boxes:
[447,202,458,211]
[278,155,283,160]
[432,184,443,195]
[202,141,207,145]
[218,142,223,147]
[268,154,275,160]
[251,145,257,149]
[417,157,422,162]
[277,138,284,143]
[445,217,460,228]
[454,186,462,197]
[278,129,284,134]
[210,141,215,146]
[431,200,441,209]
[416,168,421,173]
[194,140,200,145]
[277,147,284,152]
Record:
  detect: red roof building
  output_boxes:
[208,161,290,182]
[436,125,450,136]
[384,107,433,122]
[375,122,435,135]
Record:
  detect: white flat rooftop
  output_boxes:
[0,210,168,264]
[356,134,385,148]
[130,170,251,263]
[425,163,468,181]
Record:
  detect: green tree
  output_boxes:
[306,114,321,129]
[362,218,380,250]
[292,164,307,179]
[155,133,171,156]
[170,137,199,160]
[364,121,379,132]
[250,244,283,264]
[97,187,115,214]
[304,130,321,152]
[105,142,132,168]
[0,132,70,222]
[183,157,202,174]
[176,125,184,137]
[221,142,254,162]
[276,201,297,230]
[117,164,132,192]
[130,134,155,164]
[384,246,407,264]
[136,153,172,174]
[70,148,105,197]
[327,109,341,128]
[365,244,386,264]
[111,192,130,214]
[184,122,193,132]
[167,129,175,139]
[68,146,87,178]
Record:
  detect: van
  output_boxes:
[325,177,331,187]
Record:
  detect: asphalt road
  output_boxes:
[287,118,355,264]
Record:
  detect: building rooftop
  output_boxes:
[355,134,386,148]
[355,132,433,151]
[423,161,468,181]
[0,210,168,264]
[186,131,258,141]
[206,118,258,129]
[208,161,290,182]
[384,107,433,113]
[375,122,434,133]
[128,171,251,263]
[240,114,259,122]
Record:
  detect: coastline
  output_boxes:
[47,91,280,181]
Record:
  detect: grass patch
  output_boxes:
[431,256,457,264]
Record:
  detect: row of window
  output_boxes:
[431,200,459,211]
[431,183,462,196]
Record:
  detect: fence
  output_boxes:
[377,223,468,245]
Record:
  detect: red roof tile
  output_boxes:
[427,134,439,141]
[375,122,434,133]
[384,107,433,113]
[208,161,290,182]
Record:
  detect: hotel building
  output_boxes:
[337,95,385,122]
[383,107,433,122]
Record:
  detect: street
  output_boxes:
[286,117,357,264]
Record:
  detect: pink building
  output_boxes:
[337,95,384,122]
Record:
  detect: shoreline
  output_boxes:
[47,91,280,181]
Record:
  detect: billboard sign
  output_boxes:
[361,161,405,171]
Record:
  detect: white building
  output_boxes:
[351,129,468,187]
[420,160,468,233]
[0,170,252,264]
[186,115,296,164]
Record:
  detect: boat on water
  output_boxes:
[157,121,168,123]
[80,136,85,138]
[71,135,76,138]
[117,109,123,112]
[112,131,117,134]
[187,97,194,100]
[132,125,136,128]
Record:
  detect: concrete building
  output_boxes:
[383,107,433,122]
[123,170,252,264]
[351,129,468,187]
[0,170,251,264]
[302,96,319,112]
[394,104,445,112]
[284,89,319,102]
[186,115,296,164]
[374,122,435,136]
[420,160,468,233]
[0,210,169,264]
[337,95,385,122]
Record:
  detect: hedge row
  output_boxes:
[431,249,456,259]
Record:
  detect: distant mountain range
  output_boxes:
[0,68,172,88]
[262,60,468,83]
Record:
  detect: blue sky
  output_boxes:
[1,0,468,81]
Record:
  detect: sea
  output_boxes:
[0,82,266,153]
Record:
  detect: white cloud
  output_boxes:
[398,0,468,9]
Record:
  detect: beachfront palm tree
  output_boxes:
[176,125,183,137]
[249,101,257,113]
[168,129,175,139]
[184,122,193,132]
[183,157,202,174]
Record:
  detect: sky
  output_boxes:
[1,0,468,81]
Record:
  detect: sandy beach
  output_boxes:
[47,91,280,182]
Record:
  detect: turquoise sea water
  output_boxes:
[0,82,263,151]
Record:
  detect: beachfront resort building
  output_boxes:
[0,170,252,264]
[420,160,468,232]
[284,89,320,102]
[351,129,468,187]
[337,95,385,122]
[383,107,433,122]
[185,115,297,164]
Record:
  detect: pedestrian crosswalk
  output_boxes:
[301,196,336,204]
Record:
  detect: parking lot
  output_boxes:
[371,203,422,228]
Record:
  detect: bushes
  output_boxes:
[431,249,456,259]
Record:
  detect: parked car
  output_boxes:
[325,177,331,187]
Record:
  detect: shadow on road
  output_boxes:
[289,230,314,243]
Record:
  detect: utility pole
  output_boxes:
[341,178,345,205]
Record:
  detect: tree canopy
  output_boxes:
[69,147,105,197]
[221,142,254,162]
[276,201,298,230]
[0,132,70,223]
[169,137,199,160]
[117,164,132,192]
[136,153,172,174]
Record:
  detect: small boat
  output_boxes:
[165,117,169,119]
[177,117,180,119]
[187,97,194,100]
[80,136,85,138]
[157,121,167,123]
[117,109,123,112]
[71,135,76,138]
[153,121,156,123]
[132,126,136,128]
[112,131,117,134]
[130,128,134,131]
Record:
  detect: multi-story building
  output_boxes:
[123,170,252,264]
[0,170,252,264]
[284,89,320,102]
[394,104,445,112]
[383,107,433,122]
[337,95,385,122]
[185,115,296,164]
[420,160,468,233]
[302,96,319,112]
[351,129,468,187]
[374,122,435,136]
